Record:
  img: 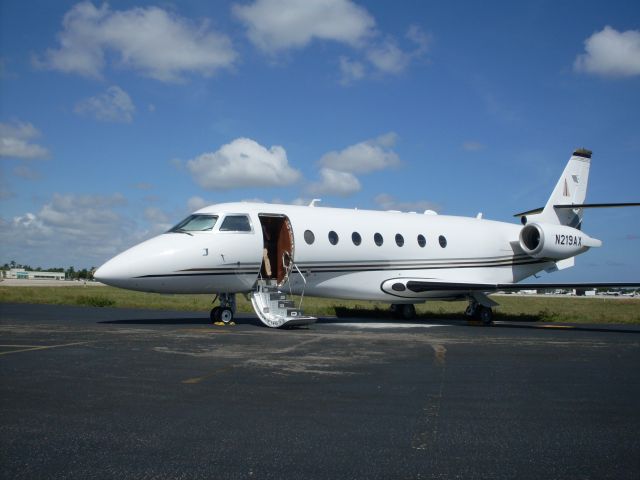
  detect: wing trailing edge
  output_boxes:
[405,281,640,294]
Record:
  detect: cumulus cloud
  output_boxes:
[0,193,138,266]
[143,206,170,224]
[319,132,400,174]
[0,120,50,159]
[13,165,42,180]
[36,1,236,82]
[366,38,411,74]
[374,193,440,213]
[462,141,486,152]
[339,56,365,85]
[186,137,301,190]
[366,26,430,75]
[75,86,135,123]
[574,26,640,77]
[233,0,375,53]
[309,168,361,196]
[187,196,212,212]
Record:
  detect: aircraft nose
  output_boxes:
[93,257,132,287]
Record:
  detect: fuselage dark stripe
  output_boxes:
[133,258,546,279]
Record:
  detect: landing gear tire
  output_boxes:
[210,306,220,323]
[477,306,493,326]
[219,307,234,324]
[400,304,416,320]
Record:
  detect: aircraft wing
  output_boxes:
[404,281,640,293]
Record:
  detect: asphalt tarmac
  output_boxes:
[1,303,639,479]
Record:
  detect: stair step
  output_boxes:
[286,309,303,318]
[260,285,280,293]
[277,300,295,309]
[269,293,288,301]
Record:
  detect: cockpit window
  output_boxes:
[220,215,252,232]
[168,214,218,233]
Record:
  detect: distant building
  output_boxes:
[3,268,65,280]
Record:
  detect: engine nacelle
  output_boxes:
[519,223,601,260]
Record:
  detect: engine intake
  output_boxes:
[519,223,601,260]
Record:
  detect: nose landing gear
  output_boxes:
[210,293,236,325]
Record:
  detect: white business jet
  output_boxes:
[94,149,638,327]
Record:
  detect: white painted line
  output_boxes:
[330,322,449,329]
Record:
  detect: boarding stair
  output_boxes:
[250,256,316,328]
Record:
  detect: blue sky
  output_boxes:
[1,0,639,282]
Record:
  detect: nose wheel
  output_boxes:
[210,293,236,325]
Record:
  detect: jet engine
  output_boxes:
[519,222,601,260]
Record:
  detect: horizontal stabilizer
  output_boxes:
[514,202,640,217]
[554,202,640,209]
[513,207,544,217]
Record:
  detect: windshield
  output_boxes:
[168,214,218,233]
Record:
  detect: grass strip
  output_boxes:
[1,286,639,324]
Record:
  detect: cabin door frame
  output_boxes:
[258,214,295,285]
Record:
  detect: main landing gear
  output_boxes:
[210,293,236,325]
[465,297,494,325]
[391,303,417,320]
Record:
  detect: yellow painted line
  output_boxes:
[182,366,233,384]
[0,341,91,356]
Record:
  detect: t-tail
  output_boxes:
[519,148,592,228]
[515,149,601,269]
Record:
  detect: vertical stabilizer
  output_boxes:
[534,148,592,227]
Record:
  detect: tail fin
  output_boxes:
[528,148,592,227]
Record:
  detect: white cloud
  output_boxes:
[339,56,365,85]
[0,193,138,266]
[374,193,440,213]
[143,206,169,223]
[462,141,486,152]
[75,86,135,123]
[186,137,301,190]
[134,182,153,190]
[37,2,236,82]
[366,26,430,75]
[0,120,50,159]
[574,26,640,77]
[309,168,361,196]
[13,165,42,180]
[319,132,400,174]
[406,24,430,56]
[187,196,212,212]
[232,0,375,53]
[366,38,411,74]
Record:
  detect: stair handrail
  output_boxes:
[291,261,307,309]
[281,250,293,286]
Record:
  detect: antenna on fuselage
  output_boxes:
[309,199,322,207]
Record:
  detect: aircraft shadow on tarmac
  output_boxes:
[98,316,265,327]
[98,314,640,334]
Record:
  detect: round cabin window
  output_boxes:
[395,234,404,247]
[304,230,315,245]
[439,235,447,248]
[374,233,383,246]
[352,232,362,246]
[328,231,339,245]
[417,234,426,247]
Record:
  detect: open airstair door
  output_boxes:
[258,214,294,286]
[253,214,315,328]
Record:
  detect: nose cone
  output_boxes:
[94,234,183,290]
[93,258,129,287]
